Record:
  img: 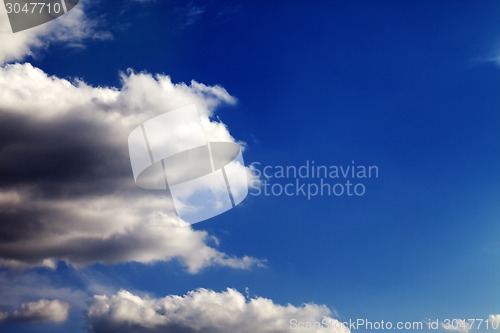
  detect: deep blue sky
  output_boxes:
[22,0,500,330]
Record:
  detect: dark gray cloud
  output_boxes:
[0,110,132,196]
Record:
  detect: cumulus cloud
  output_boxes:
[0,299,70,324]
[87,288,349,333]
[0,63,260,273]
[0,0,111,64]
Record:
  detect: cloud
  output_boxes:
[87,288,349,333]
[0,62,260,273]
[182,2,205,26]
[0,0,111,64]
[0,299,70,324]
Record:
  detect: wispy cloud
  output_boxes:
[175,2,205,28]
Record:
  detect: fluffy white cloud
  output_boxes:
[0,0,111,64]
[0,63,260,272]
[88,288,349,333]
[0,299,70,323]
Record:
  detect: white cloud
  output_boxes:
[88,288,349,333]
[0,63,260,273]
[0,299,70,323]
[0,0,111,64]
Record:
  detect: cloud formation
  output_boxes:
[0,299,70,324]
[88,288,349,333]
[0,63,260,273]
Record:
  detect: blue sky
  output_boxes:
[1,0,500,332]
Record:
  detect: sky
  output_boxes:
[0,0,500,332]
